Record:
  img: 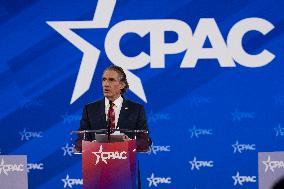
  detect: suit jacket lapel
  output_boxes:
[117,99,129,129]
[95,99,107,130]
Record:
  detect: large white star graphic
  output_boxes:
[47,0,147,104]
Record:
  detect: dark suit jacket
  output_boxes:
[77,98,151,149]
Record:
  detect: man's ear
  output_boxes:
[120,82,125,89]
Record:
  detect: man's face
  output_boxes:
[102,70,125,101]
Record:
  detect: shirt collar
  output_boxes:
[105,96,123,108]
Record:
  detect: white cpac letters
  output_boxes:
[105,20,192,69]
[227,17,275,67]
[181,18,235,67]
[47,0,276,104]
[105,18,275,69]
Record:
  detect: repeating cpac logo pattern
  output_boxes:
[231,109,255,122]
[148,111,170,123]
[188,95,212,107]
[232,172,256,186]
[232,141,256,154]
[19,128,43,141]
[0,159,25,176]
[62,143,76,156]
[262,155,284,173]
[62,174,83,188]
[189,157,214,170]
[92,145,127,165]
[188,125,213,138]
[147,143,171,155]
[274,124,284,137]
[61,113,81,124]
[27,163,44,172]
[147,173,171,187]
[47,0,275,104]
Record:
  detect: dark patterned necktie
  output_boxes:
[108,101,115,129]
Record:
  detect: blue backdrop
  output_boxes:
[1,0,284,188]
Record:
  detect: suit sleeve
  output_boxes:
[79,105,91,131]
[136,105,152,148]
[137,105,148,130]
[75,105,91,151]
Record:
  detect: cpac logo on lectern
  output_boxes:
[0,159,25,176]
[92,145,127,165]
[47,0,275,104]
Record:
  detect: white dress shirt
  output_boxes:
[104,96,123,129]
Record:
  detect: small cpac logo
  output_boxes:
[274,124,284,137]
[61,113,81,124]
[19,128,43,141]
[147,143,171,155]
[232,140,256,154]
[188,125,213,138]
[148,111,170,123]
[232,172,256,186]
[147,173,171,187]
[47,0,275,104]
[262,155,284,173]
[231,109,255,121]
[92,145,127,165]
[62,174,83,188]
[0,159,25,176]
[189,157,214,170]
[62,143,76,157]
[27,163,44,172]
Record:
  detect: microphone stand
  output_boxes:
[107,116,111,142]
[107,101,113,142]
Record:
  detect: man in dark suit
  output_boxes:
[76,65,150,150]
